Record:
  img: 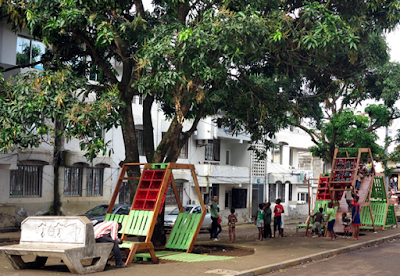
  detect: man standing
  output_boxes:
[93,221,127,268]
[208,195,219,241]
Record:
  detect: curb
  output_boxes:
[232,233,400,276]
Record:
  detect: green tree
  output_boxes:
[0,69,122,214]
[2,0,400,244]
[292,62,400,164]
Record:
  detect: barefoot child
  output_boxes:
[255,203,264,241]
[228,209,237,243]
[342,212,352,238]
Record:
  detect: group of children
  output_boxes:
[225,198,284,243]
[255,199,285,241]
[311,196,361,240]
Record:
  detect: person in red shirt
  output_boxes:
[93,221,127,268]
[273,199,284,238]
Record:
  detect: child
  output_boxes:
[326,202,337,241]
[263,202,272,239]
[342,212,352,238]
[311,207,324,237]
[255,203,264,241]
[351,196,361,240]
[355,170,364,192]
[365,158,373,175]
[228,209,237,243]
[273,199,284,238]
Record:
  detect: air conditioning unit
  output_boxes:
[201,187,209,193]
[196,140,208,147]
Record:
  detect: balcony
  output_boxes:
[194,164,250,186]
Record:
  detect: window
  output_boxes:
[289,183,293,201]
[118,181,130,204]
[205,139,220,161]
[269,184,276,202]
[16,36,45,69]
[165,182,183,206]
[86,168,104,196]
[64,167,83,196]
[225,150,230,165]
[298,193,309,203]
[232,189,247,208]
[10,166,43,197]
[178,137,188,159]
[136,130,145,156]
[278,182,286,202]
[115,205,130,215]
[271,145,282,164]
[89,65,103,82]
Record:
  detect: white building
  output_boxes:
[0,22,324,224]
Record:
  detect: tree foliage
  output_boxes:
[0,69,123,161]
[292,62,400,164]
[2,0,400,243]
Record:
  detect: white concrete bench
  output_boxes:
[0,216,113,274]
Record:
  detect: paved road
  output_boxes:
[266,238,400,276]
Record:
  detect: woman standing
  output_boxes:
[351,196,361,240]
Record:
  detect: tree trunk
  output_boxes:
[153,117,183,163]
[120,102,141,202]
[143,95,155,162]
[52,118,63,215]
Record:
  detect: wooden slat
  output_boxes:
[166,213,202,250]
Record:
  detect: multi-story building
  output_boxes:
[0,22,325,225]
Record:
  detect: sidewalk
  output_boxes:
[1,221,399,276]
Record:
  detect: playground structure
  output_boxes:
[304,148,397,235]
[105,163,206,265]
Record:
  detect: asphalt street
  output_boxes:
[266,238,400,276]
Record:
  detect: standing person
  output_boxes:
[342,212,352,238]
[311,207,324,237]
[273,199,284,238]
[93,221,126,268]
[351,196,361,240]
[228,209,237,243]
[326,202,337,241]
[255,203,264,241]
[208,195,219,241]
[263,202,272,239]
[355,170,364,193]
[365,158,374,175]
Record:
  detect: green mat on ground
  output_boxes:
[134,251,181,259]
[159,253,235,262]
